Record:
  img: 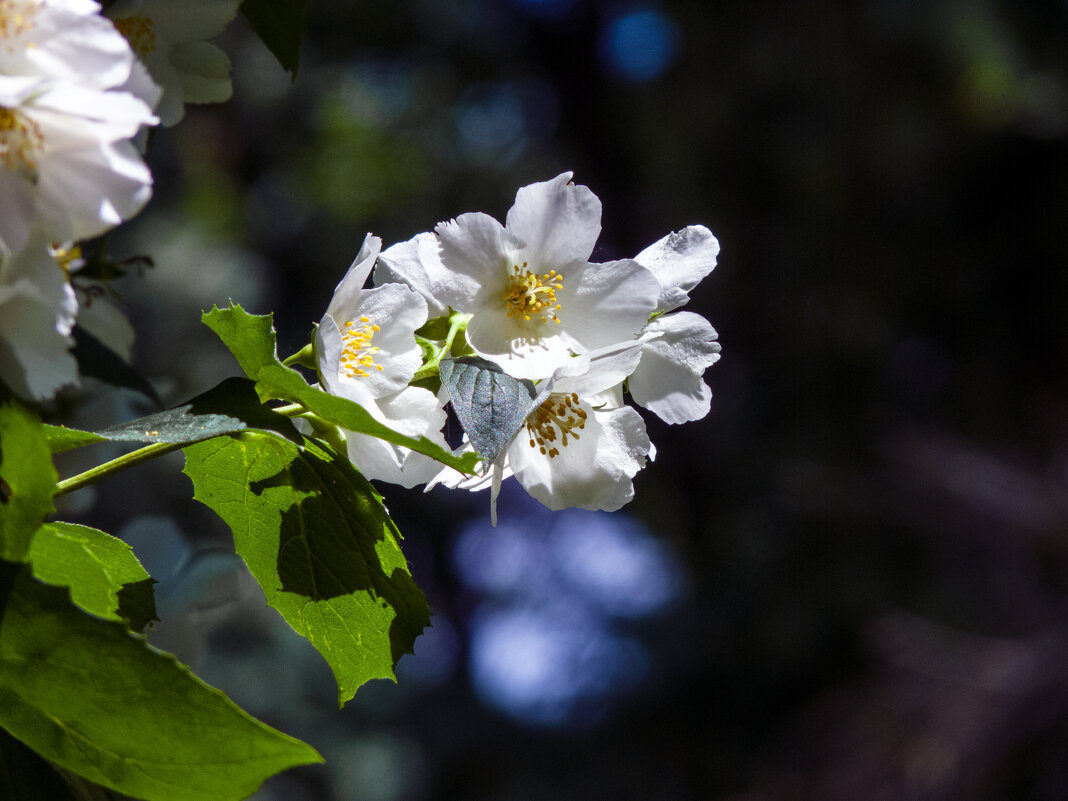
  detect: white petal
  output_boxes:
[171,41,232,103]
[0,279,78,400]
[556,258,660,351]
[506,172,601,270]
[509,400,650,512]
[376,231,471,317]
[629,311,721,424]
[635,225,720,312]
[435,211,512,308]
[345,387,450,488]
[552,339,645,398]
[324,234,383,320]
[465,304,575,380]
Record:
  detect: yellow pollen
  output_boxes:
[0,105,43,178]
[113,15,156,57]
[525,392,587,458]
[0,2,39,46]
[339,316,383,379]
[503,262,563,324]
[50,244,83,278]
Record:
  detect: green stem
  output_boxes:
[412,312,472,382]
[54,441,185,497]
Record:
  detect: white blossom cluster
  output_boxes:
[0,0,238,400]
[317,173,721,517]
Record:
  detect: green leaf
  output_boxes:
[29,522,157,631]
[202,303,479,475]
[0,394,56,562]
[439,356,537,463]
[95,377,300,446]
[183,433,431,706]
[240,0,306,79]
[43,424,106,454]
[0,562,322,801]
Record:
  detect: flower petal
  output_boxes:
[508,402,650,512]
[324,234,382,321]
[506,172,601,270]
[556,258,660,351]
[634,225,720,312]
[376,231,475,317]
[345,387,450,488]
[465,304,575,380]
[628,311,721,424]
[435,211,512,309]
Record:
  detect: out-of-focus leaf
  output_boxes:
[202,303,479,474]
[183,432,431,706]
[439,356,536,463]
[0,562,322,801]
[240,0,306,79]
[71,325,162,408]
[95,377,300,446]
[0,394,55,562]
[29,522,157,630]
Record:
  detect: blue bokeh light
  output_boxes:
[599,8,681,84]
[453,496,686,726]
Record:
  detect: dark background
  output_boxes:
[57,1,1068,799]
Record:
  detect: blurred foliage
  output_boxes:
[53,0,1068,799]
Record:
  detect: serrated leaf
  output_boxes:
[0,394,56,562]
[95,376,300,446]
[29,522,157,630]
[43,425,107,454]
[0,562,322,801]
[439,356,536,463]
[183,433,430,706]
[202,303,479,475]
[240,0,306,79]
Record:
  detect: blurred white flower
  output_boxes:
[376,172,661,380]
[0,0,158,252]
[0,228,78,399]
[107,0,239,126]
[315,233,451,488]
[629,225,722,424]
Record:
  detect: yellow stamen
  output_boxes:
[0,105,43,178]
[525,392,587,458]
[0,2,39,45]
[339,316,383,379]
[503,262,563,324]
[113,15,156,57]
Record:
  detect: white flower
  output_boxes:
[315,233,451,488]
[0,1,159,252]
[376,172,661,380]
[0,227,78,399]
[628,225,722,424]
[107,0,239,127]
[0,0,135,87]
[431,341,652,518]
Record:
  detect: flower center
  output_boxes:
[0,105,43,177]
[525,392,587,458]
[113,15,156,57]
[503,262,563,324]
[339,316,383,379]
[0,1,39,48]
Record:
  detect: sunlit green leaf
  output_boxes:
[0,394,55,562]
[43,424,106,454]
[0,562,322,801]
[202,303,479,475]
[240,0,306,79]
[95,377,300,446]
[183,432,430,706]
[29,522,157,631]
